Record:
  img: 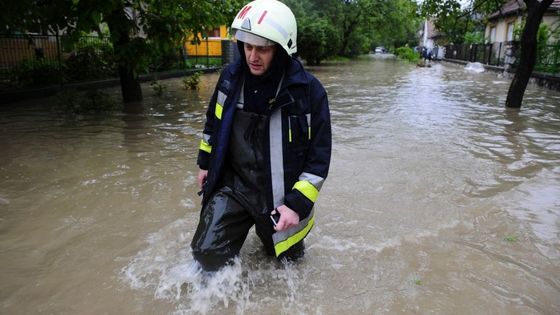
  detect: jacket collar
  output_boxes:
[224,57,310,90]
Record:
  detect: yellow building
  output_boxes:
[185,25,230,57]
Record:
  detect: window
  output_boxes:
[507,23,515,41]
[490,26,497,43]
[208,27,220,38]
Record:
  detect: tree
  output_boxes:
[298,17,341,65]
[1,0,244,103]
[506,0,555,108]
[374,0,421,48]
[284,0,420,64]
[420,0,467,44]
[421,0,555,109]
[334,0,420,56]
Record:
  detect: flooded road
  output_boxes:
[1,58,559,314]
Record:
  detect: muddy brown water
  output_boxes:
[1,58,559,314]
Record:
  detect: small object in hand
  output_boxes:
[197,182,206,196]
[270,209,281,226]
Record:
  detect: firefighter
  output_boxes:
[191,0,332,271]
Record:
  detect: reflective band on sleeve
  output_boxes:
[299,172,325,191]
[215,91,227,120]
[199,139,212,153]
[288,117,292,142]
[215,103,223,120]
[273,212,314,256]
[293,180,319,202]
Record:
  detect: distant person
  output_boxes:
[191,0,332,271]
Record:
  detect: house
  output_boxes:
[184,25,230,58]
[419,19,445,59]
[485,0,560,44]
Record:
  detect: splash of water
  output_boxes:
[120,218,311,314]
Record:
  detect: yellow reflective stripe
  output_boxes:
[288,117,292,142]
[308,126,311,139]
[215,103,223,120]
[293,180,319,202]
[199,139,212,153]
[274,215,314,256]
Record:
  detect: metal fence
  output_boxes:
[0,33,230,91]
[444,41,560,73]
[535,44,560,73]
[444,42,510,67]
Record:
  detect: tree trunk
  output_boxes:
[505,0,553,108]
[106,5,143,103]
[118,62,142,103]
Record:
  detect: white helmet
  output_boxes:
[231,0,297,55]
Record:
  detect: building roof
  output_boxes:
[488,0,560,20]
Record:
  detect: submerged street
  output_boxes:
[1,58,559,314]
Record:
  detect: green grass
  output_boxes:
[325,55,351,63]
[504,235,519,243]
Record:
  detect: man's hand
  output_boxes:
[197,169,208,190]
[274,205,300,232]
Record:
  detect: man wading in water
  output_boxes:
[191,0,332,271]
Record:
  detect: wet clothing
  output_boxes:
[192,55,331,271]
[192,110,304,270]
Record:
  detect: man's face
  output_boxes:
[244,42,276,76]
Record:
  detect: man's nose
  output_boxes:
[248,49,257,60]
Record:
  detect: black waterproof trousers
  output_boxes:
[191,109,304,271]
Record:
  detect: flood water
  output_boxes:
[1,58,559,315]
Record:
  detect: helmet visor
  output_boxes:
[234,30,276,47]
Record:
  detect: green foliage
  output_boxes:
[464,31,484,44]
[375,0,422,49]
[395,46,420,62]
[326,55,351,62]
[283,0,421,64]
[503,235,519,243]
[421,0,508,45]
[298,17,341,65]
[2,0,244,100]
[513,22,525,41]
[64,37,115,81]
[12,59,61,87]
[535,23,560,73]
[513,21,560,73]
[150,81,167,96]
[182,72,202,90]
[147,46,182,73]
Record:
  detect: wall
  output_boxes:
[185,25,230,57]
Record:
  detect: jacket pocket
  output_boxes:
[287,114,309,156]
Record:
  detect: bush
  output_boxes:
[150,80,167,96]
[182,72,201,90]
[12,59,61,87]
[65,38,115,81]
[395,46,420,63]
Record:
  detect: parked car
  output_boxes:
[374,46,386,54]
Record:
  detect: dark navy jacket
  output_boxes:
[197,57,331,220]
